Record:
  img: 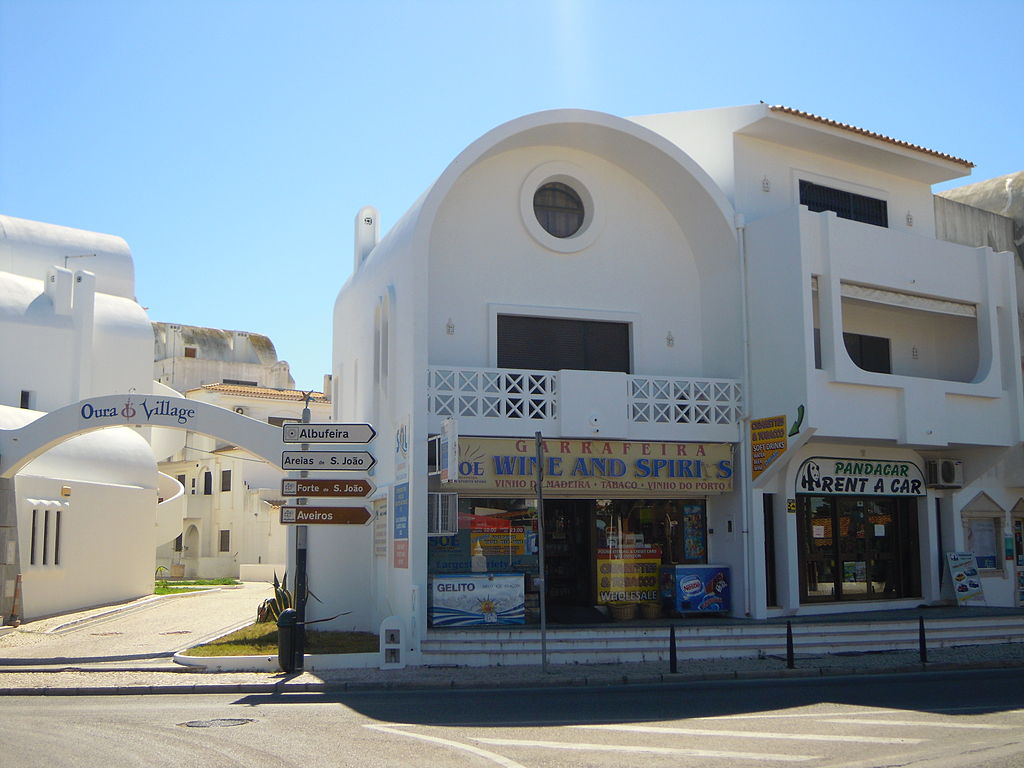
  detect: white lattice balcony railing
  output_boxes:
[629,376,742,426]
[428,366,742,428]
[428,367,557,421]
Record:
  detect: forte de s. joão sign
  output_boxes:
[446,437,733,497]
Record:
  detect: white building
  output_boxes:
[157,382,330,580]
[0,215,159,621]
[153,322,296,392]
[315,106,1024,665]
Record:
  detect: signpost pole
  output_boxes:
[293,398,312,671]
[535,432,548,673]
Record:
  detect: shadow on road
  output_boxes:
[231,667,1024,722]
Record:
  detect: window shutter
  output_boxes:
[427,493,458,536]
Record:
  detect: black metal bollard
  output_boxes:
[919,616,928,664]
[669,625,678,674]
[786,621,795,669]
[277,608,298,673]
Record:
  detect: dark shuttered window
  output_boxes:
[843,332,891,374]
[497,315,630,373]
[800,180,888,228]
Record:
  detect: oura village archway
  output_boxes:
[0,393,285,477]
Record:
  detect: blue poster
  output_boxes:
[393,482,409,540]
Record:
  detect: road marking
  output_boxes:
[701,706,1024,720]
[818,718,1014,730]
[363,724,528,768]
[700,712,869,720]
[472,737,818,762]
[573,723,923,744]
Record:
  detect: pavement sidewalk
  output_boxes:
[4,641,1024,696]
[4,585,1024,696]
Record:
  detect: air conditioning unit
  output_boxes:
[926,459,964,488]
[427,493,458,536]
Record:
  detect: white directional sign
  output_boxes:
[281,451,377,471]
[282,423,376,444]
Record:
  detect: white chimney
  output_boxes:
[354,206,380,271]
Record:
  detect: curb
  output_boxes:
[3,658,1022,696]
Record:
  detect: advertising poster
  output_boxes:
[596,545,661,604]
[946,552,984,604]
[429,574,525,626]
[661,565,731,613]
[751,415,787,479]
[393,482,409,569]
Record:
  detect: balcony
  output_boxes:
[745,206,1024,448]
[427,366,742,443]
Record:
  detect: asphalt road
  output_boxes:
[2,668,1022,767]
[0,582,272,666]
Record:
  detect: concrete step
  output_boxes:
[420,615,1024,666]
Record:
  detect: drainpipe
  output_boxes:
[736,213,754,618]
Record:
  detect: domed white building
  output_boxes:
[318,106,1024,666]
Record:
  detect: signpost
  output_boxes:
[281,415,378,672]
[280,505,373,525]
[281,450,376,471]
[281,478,375,498]
[282,423,377,444]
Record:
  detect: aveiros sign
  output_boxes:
[446,437,733,497]
[79,397,197,425]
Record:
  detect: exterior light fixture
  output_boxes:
[906,211,914,226]
[666,332,675,348]
[446,318,455,336]
[762,176,771,192]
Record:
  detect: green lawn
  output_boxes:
[183,623,379,656]
[154,578,241,596]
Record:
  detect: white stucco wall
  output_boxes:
[427,146,705,378]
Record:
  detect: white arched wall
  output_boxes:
[0,393,285,478]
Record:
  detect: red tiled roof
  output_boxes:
[769,105,974,168]
[194,383,329,402]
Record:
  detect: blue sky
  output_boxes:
[2,1,1022,391]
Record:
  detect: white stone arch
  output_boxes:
[0,393,285,479]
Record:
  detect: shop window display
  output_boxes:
[798,495,920,602]
[426,497,709,622]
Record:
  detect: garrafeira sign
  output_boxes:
[447,437,733,497]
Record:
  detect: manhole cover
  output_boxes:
[179,719,254,728]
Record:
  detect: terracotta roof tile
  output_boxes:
[769,105,974,168]
[195,383,329,402]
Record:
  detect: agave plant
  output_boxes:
[256,571,295,623]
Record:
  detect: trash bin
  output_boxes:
[277,608,298,672]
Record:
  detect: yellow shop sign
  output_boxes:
[447,437,734,497]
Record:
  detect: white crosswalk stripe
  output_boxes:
[472,737,819,762]
[573,723,924,744]
[817,718,1014,730]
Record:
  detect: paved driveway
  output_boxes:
[0,582,272,668]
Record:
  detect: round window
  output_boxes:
[533,181,584,238]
